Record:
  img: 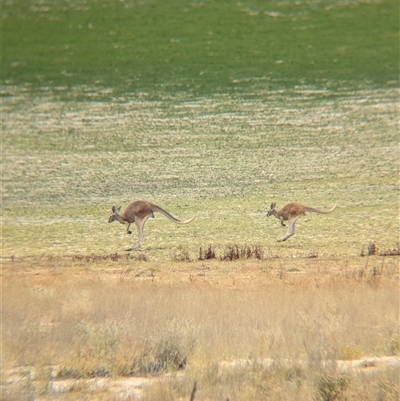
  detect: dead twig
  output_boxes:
[189,381,197,401]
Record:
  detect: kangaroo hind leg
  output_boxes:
[126,216,149,251]
[278,218,296,242]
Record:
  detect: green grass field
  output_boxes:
[3,0,398,97]
[2,0,399,400]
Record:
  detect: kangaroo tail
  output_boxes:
[305,204,337,214]
[152,204,195,224]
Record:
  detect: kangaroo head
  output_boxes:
[108,206,121,223]
[266,202,276,217]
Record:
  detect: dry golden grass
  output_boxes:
[2,255,399,400]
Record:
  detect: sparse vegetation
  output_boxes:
[380,244,400,257]
[220,244,264,261]
[173,246,192,262]
[197,244,264,261]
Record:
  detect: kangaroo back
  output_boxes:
[305,204,336,214]
[152,204,195,224]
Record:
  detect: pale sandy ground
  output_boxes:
[3,356,399,400]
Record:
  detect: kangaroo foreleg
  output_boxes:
[126,222,132,234]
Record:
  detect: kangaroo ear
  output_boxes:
[271,202,275,208]
[117,206,121,212]
[112,206,116,213]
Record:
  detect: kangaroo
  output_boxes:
[109,200,195,251]
[266,202,336,242]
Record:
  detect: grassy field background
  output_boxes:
[2,0,399,400]
[2,87,398,259]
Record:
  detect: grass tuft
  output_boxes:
[220,244,264,261]
[314,374,349,401]
[198,245,216,261]
[361,242,377,257]
[173,247,192,262]
[380,244,400,257]
[71,253,133,262]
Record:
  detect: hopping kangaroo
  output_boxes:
[266,202,336,242]
[109,200,195,251]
